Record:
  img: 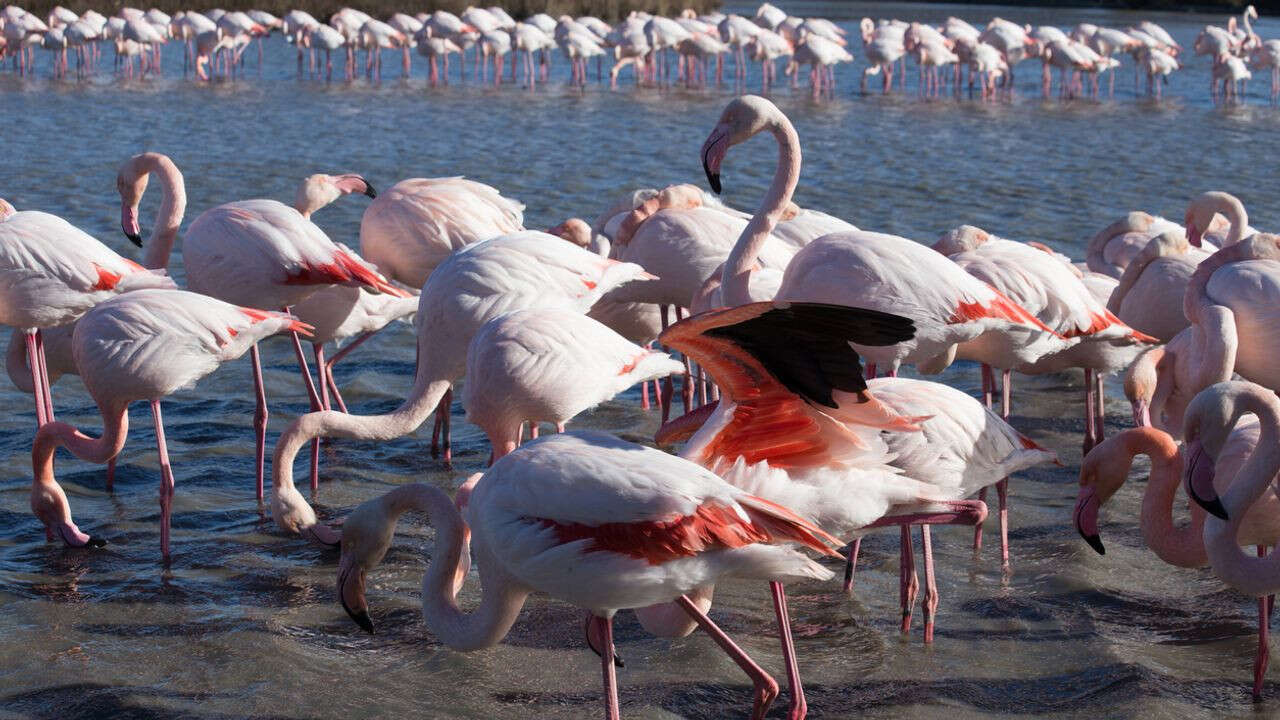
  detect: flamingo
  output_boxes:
[336,431,843,720]
[1183,381,1280,698]
[30,289,308,559]
[1249,39,1280,103]
[1182,234,1280,398]
[0,205,175,429]
[267,232,654,545]
[463,307,683,459]
[117,152,404,498]
[358,177,524,289]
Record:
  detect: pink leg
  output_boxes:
[250,344,268,501]
[36,330,54,422]
[769,582,806,719]
[842,537,861,594]
[325,363,349,414]
[1083,369,1097,456]
[432,405,443,457]
[677,307,693,414]
[900,524,918,634]
[659,306,674,423]
[865,363,877,380]
[593,615,622,720]
[440,389,453,467]
[641,372,651,410]
[25,330,48,428]
[675,595,779,720]
[1258,545,1271,700]
[314,344,330,411]
[151,400,175,561]
[921,525,938,643]
[284,314,323,493]
[1000,369,1012,568]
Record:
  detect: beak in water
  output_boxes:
[338,552,374,634]
[1185,440,1228,520]
[1073,487,1105,555]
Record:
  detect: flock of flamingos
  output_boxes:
[3,1,1280,102]
[2,87,1279,716]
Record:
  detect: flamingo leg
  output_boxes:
[250,344,268,502]
[842,537,861,595]
[677,307,693,414]
[675,594,780,720]
[285,314,323,493]
[439,388,453,467]
[1084,368,1097,456]
[1258,545,1271,701]
[900,524,918,633]
[659,305,674,423]
[151,400,175,561]
[590,615,622,720]
[314,344,330,411]
[36,330,54,422]
[25,330,48,428]
[1000,369,1012,568]
[921,525,938,644]
[769,582,806,720]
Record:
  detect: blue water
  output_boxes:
[1,1,1277,717]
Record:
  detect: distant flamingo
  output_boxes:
[268,232,654,545]
[336,432,844,720]
[0,205,175,428]
[30,289,307,559]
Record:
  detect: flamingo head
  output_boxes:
[547,217,593,248]
[701,94,785,195]
[116,153,154,246]
[933,224,991,254]
[1185,190,1242,248]
[336,492,401,634]
[1182,381,1256,521]
[295,173,376,219]
[1074,431,1143,555]
[0,197,15,220]
[1123,345,1164,427]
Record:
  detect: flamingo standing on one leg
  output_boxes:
[30,289,308,559]
[0,203,175,429]
[337,431,845,720]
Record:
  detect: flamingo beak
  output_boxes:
[701,126,729,194]
[1185,439,1227,520]
[1131,399,1150,427]
[1073,486,1105,555]
[122,204,143,247]
[338,552,374,633]
[1186,221,1202,248]
[583,615,625,668]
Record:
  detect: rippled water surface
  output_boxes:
[3,1,1280,718]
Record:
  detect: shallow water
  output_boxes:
[2,1,1279,718]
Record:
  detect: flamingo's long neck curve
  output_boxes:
[31,399,130,526]
[1129,429,1207,567]
[140,154,187,271]
[721,111,801,307]
[383,483,530,650]
[1204,387,1280,596]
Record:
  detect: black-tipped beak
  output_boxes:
[1186,441,1228,520]
[85,535,108,548]
[1079,530,1105,556]
[583,615,624,668]
[124,229,143,247]
[363,183,377,199]
[706,171,721,195]
[1190,490,1229,521]
[346,605,374,634]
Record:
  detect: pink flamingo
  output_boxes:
[336,432,845,720]
[0,204,175,428]
[1183,381,1280,698]
[268,232,654,545]
[117,153,403,498]
[463,307,682,460]
[358,177,525,289]
[1123,325,1227,437]
[653,304,1051,655]
[30,289,308,559]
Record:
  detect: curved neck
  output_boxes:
[721,115,801,307]
[1132,431,1207,567]
[1205,390,1280,595]
[1189,311,1237,398]
[141,155,187,270]
[1221,195,1249,246]
[380,484,529,650]
[272,358,452,496]
[34,399,130,491]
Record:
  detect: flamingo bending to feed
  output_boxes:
[463,308,682,460]
[337,432,844,720]
[117,153,401,497]
[0,204,175,428]
[268,232,654,545]
[1183,381,1280,698]
[31,289,308,559]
